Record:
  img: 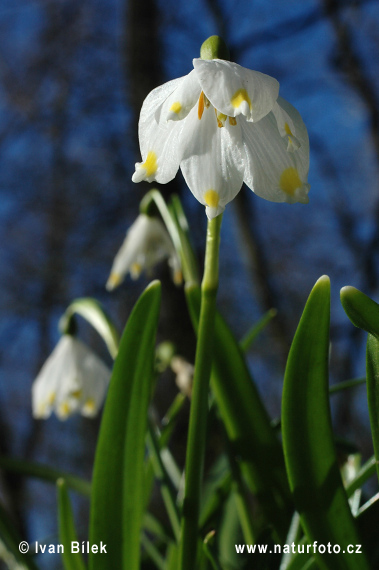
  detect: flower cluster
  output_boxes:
[132,57,310,219]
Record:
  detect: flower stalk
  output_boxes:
[179,214,222,570]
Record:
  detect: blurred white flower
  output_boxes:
[171,356,194,398]
[132,58,310,219]
[32,335,110,420]
[106,213,182,290]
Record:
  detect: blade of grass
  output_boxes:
[146,420,181,541]
[282,276,369,569]
[239,308,277,353]
[346,456,377,497]
[0,456,90,496]
[329,377,366,394]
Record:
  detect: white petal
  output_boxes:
[133,78,186,184]
[140,77,184,125]
[32,336,73,419]
[160,70,201,122]
[179,103,245,219]
[272,98,301,152]
[74,342,110,417]
[241,99,310,204]
[193,58,279,123]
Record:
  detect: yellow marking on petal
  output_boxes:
[37,404,47,416]
[142,151,157,178]
[229,117,237,126]
[48,392,56,405]
[231,88,252,110]
[173,269,183,286]
[83,398,96,414]
[169,101,182,114]
[204,189,220,208]
[130,262,142,279]
[198,91,205,120]
[60,402,71,417]
[106,272,122,290]
[284,122,293,136]
[279,167,302,197]
[71,389,82,399]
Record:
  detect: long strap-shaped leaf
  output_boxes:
[185,285,292,541]
[340,286,379,485]
[57,479,86,570]
[282,276,369,569]
[89,281,161,570]
[366,334,379,484]
[0,500,39,570]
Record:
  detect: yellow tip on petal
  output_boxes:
[169,101,182,114]
[231,89,252,111]
[130,262,142,279]
[279,167,303,197]
[173,269,183,286]
[83,398,96,415]
[59,401,71,419]
[106,272,123,291]
[143,151,158,178]
[204,189,220,208]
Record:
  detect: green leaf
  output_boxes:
[141,533,166,570]
[356,493,379,568]
[346,455,376,497]
[329,377,366,394]
[140,189,199,286]
[185,285,292,540]
[169,194,199,286]
[366,334,379,483]
[57,479,86,570]
[340,286,379,338]
[146,421,181,540]
[0,500,39,570]
[282,276,369,569]
[60,297,119,358]
[89,281,161,570]
[239,308,277,353]
[202,530,222,570]
[0,455,91,496]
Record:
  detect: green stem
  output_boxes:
[178,214,223,570]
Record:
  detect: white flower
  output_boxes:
[106,213,182,290]
[132,58,310,219]
[32,335,110,420]
[171,356,194,398]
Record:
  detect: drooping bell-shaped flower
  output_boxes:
[106,213,182,290]
[132,36,310,219]
[32,335,110,420]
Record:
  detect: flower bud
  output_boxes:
[200,35,230,61]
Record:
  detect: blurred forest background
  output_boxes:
[1,0,379,567]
